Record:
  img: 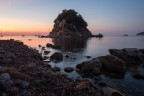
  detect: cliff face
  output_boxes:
[48,9,92,38]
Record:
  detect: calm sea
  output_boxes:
[1,36,144,96]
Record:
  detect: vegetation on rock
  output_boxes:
[49,9,92,38]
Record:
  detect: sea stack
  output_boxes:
[48,9,92,38]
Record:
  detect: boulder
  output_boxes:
[98,55,126,73]
[76,58,102,75]
[50,52,63,61]
[109,48,144,65]
[64,67,74,73]
[46,43,52,47]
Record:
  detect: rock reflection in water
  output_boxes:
[52,38,88,51]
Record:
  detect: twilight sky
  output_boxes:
[0,0,144,36]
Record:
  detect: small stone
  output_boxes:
[65,55,69,58]
[20,81,30,89]
[0,73,11,81]
[64,67,74,73]
[85,56,91,59]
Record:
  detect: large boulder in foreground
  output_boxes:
[76,58,102,76]
[48,9,92,38]
[98,55,126,73]
[109,48,144,65]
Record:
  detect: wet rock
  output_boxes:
[42,47,45,50]
[51,67,61,72]
[20,81,30,89]
[76,58,102,75]
[132,70,144,79]
[38,45,41,47]
[0,73,11,81]
[43,50,50,55]
[85,56,91,59]
[46,43,52,47]
[64,67,74,73]
[102,87,125,96]
[98,55,126,73]
[65,55,69,58]
[50,52,63,61]
[109,48,144,65]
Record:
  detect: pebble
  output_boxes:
[0,73,11,81]
[20,81,30,89]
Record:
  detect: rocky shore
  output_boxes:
[0,40,102,96]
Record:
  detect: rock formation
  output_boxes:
[48,9,92,38]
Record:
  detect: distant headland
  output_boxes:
[136,32,144,36]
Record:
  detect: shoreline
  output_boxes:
[0,40,101,96]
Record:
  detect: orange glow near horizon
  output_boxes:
[0,17,52,35]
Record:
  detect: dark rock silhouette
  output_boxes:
[95,33,104,38]
[136,32,144,35]
[48,9,92,38]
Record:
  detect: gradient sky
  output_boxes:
[0,0,144,36]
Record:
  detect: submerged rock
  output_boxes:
[64,67,74,73]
